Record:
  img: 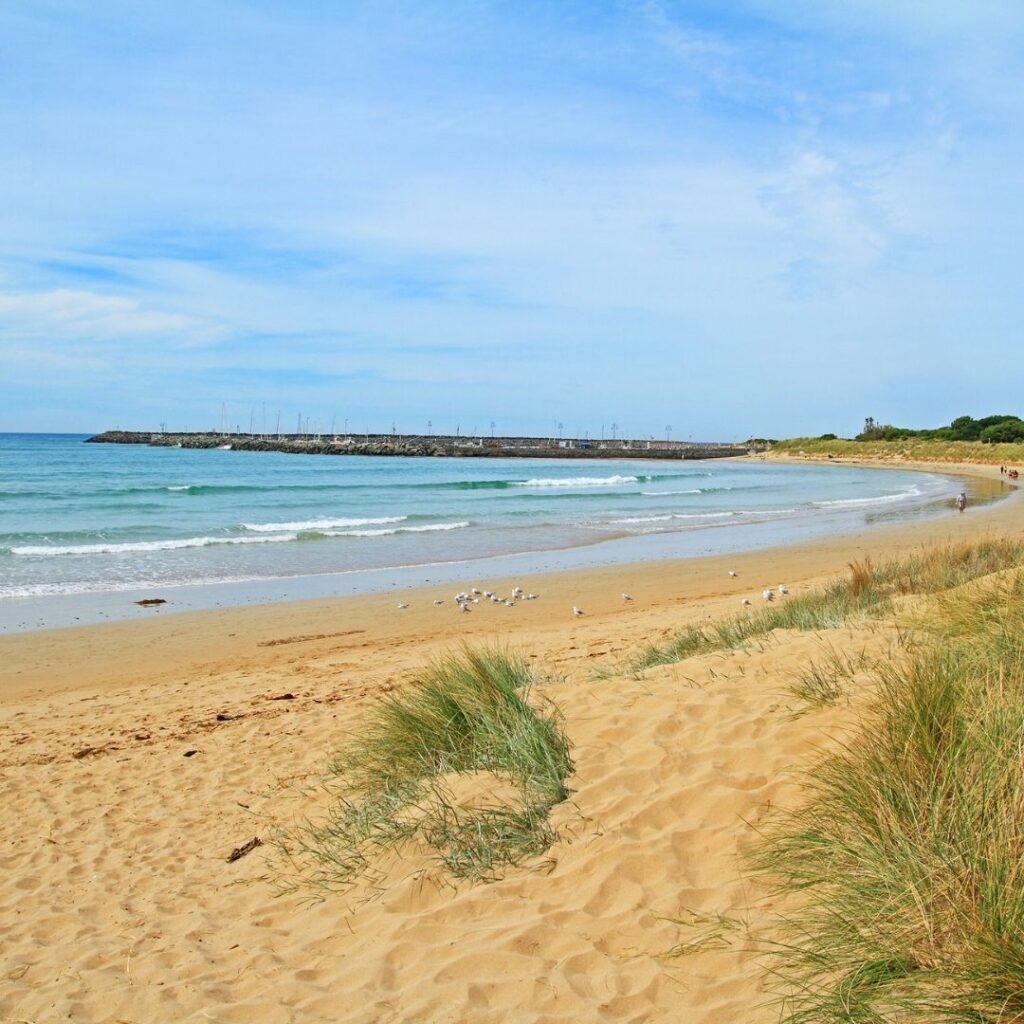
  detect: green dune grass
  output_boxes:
[758,554,1024,1022]
[276,647,572,894]
[615,538,1024,678]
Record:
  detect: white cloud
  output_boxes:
[0,288,215,343]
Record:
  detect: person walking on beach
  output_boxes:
[956,491,967,513]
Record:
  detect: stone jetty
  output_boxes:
[86,430,750,460]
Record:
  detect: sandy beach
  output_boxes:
[2,459,1021,1023]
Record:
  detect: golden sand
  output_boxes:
[1,460,1019,1022]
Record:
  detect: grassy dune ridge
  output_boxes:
[619,538,1024,678]
[758,550,1024,1022]
[771,437,1024,463]
[276,539,1024,1022]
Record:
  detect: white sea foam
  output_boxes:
[10,534,300,556]
[640,488,704,496]
[611,508,798,525]
[244,515,406,532]
[813,489,921,508]
[321,521,470,538]
[513,475,639,488]
[166,485,191,491]
[612,512,731,524]
[0,574,267,598]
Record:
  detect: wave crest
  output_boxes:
[244,515,407,532]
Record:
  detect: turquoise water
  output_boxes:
[0,433,960,600]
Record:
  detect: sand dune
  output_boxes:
[1,462,1019,1022]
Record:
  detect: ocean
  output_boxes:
[0,433,968,614]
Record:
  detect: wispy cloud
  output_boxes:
[1,1,1022,434]
[0,288,209,341]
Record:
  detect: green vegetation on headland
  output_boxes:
[857,413,1024,443]
[85,430,746,461]
[773,436,1024,463]
[772,414,1024,464]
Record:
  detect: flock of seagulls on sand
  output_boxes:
[394,570,792,617]
[398,585,543,614]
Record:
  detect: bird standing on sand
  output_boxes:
[432,599,443,605]
[778,584,789,595]
[397,602,409,609]
[728,570,738,577]
[740,598,751,605]
[622,593,633,602]
[572,606,584,616]
[762,589,774,602]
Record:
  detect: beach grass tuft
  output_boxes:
[757,550,1024,1022]
[788,644,877,709]
[276,646,572,892]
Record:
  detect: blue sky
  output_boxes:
[2,1,1022,438]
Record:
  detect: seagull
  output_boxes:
[740,598,751,606]
[622,593,633,601]
[512,586,524,596]
[778,584,789,595]
[762,589,774,602]
[526,593,537,600]
[728,570,738,577]
[572,606,584,617]
[432,599,444,605]
[460,603,471,613]
[397,602,409,609]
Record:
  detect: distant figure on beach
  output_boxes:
[956,491,967,513]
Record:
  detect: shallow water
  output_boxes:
[0,433,971,607]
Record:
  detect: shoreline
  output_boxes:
[2,458,1018,702]
[0,457,999,635]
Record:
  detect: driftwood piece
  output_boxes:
[227,836,262,863]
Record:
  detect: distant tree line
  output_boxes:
[856,415,1024,443]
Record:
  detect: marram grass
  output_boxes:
[620,538,1024,677]
[757,546,1024,1023]
[276,647,572,894]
